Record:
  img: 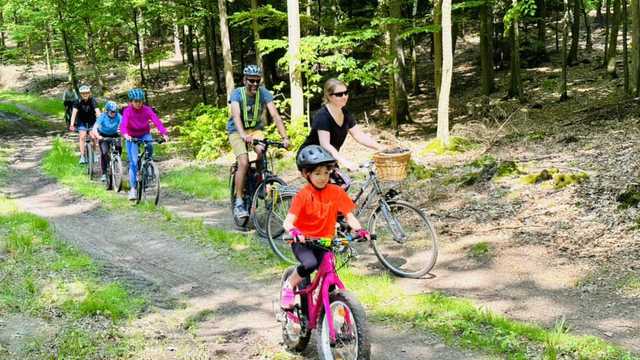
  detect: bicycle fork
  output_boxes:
[379,200,408,244]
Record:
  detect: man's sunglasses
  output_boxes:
[331,90,349,97]
[246,78,261,85]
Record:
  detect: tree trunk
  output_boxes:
[317,0,323,34]
[133,8,146,85]
[605,0,610,64]
[631,0,640,94]
[509,0,523,100]
[195,29,208,103]
[173,21,182,60]
[210,15,223,96]
[434,0,443,100]
[288,0,304,120]
[411,0,420,94]
[567,0,581,64]
[0,10,5,50]
[624,0,630,92]
[480,2,495,95]
[537,0,546,46]
[251,0,265,72]
[186,25,198,90]
[607,0,621,76]
[438,0,453,145]
[582,0,592,51]
[561,0,570,100]
[389,0,410,125]
[84,17,104,91]
[45,25,54,78]
[179,25,186,64]
[219,0,235,100]
[556,9,560,51]
[57,4,79,93]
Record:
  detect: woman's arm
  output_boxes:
[318,130,358,171]
[349,125,384,151]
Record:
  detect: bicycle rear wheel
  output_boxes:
[85,143,94,179]
[266,192,297,264]
[368,200,438,278]
[229,166,249,228]
[105,153,113,190]
[280,266,311,352]
[111,154,123,192]
[317,291,370,360]
[251,177,286,238]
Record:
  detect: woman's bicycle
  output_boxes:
[131,138,163,205]
[267,161,438,278]
[101,137,123,192]
[84,140,97,180]
[277,234,370,360]
[228,139,287,235]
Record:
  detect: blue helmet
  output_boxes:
[243,65,262,77]
[105,101,118,112]
[128,88,145,101]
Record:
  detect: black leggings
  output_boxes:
[99,136,122,174]
[292,242,328,278]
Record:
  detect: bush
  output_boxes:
[175,104,230,160]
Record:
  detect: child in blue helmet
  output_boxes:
[120,88,169,200]
[91,101,122,183]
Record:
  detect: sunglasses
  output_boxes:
[246,78,261,85]
[331,90,349,97]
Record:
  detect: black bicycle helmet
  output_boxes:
[296,145,336,171]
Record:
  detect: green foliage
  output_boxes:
[467,242,492,259]
[503,0,537,34]
[76,283,145,321]
[553,172,588,189]
[163,165,228,202]
[0,91,64,117]
[617,185,640,209]
[521,168,559,184]
[175,104,230,160]
[421,136,479,155]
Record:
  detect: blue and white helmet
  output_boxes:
[243,65,262,77]
[128,88,145,101]
[79,85,91,93]
[105,101,118,112]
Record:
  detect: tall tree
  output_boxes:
[631,0,640,94]
[218,0,234,99]
[133,7,146,85]
[438,0,453,145]
[480,0,495,95]
[434,0,443,100]
[388,0,410,128]
[508,0,523,100]
[84,17,104,91]
[173,21,182,59]
[56,0,79,93]
[287,0,304,120]
[607,0,621,76]
[623,0,629,92]
[567,0,581,63]
[561,0,570,100]
[411,0,420,94]
[250,0,264,71]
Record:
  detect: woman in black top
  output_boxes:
[300,78,384,171]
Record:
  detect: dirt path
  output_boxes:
[1,135,482,359]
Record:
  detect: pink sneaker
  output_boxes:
[281,283,295,310]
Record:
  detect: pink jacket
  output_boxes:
[120,105,167,137]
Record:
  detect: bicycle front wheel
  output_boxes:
[316,291,370,360]
[141,161,160,205]
[266,192,297,264]
[86,143,94,179]
[368,201,438,278]
[112,155,123,192]
[251,177,286,238]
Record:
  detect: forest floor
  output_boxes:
[1,20,639,358]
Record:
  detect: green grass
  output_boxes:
[163,164,229,202]
[0,90,64,117]
[43,138,639,360]
[0,195,144,358]
[420,136,480,155]
[0,103,52,132]
[467,242,491,259]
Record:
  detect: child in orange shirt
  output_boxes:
[280,145,370,309]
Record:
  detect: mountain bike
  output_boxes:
[131,138,163,206]
[266,161,438,278]
[101,137,123,192]
[228,139,287,235]
[277,235,371,360]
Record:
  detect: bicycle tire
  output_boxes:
[280,266,311,352]
[368,200,438,278]
[266,192,297,264]
[229,167,249,228]
[112,154,123,192]
[251,176,287,238]
[105,153,113,190]
[135,160,145,204]
[139,161,160,205]
[317,291,370,360]
[85,142,93,178]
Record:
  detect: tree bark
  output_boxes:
[389,0,410,126]
[186,25,198,90]
[250,0,265,71]
[173,21,182,60]
[631,0,640,94]
[567,0,581,64]
[57,3,79,93]
[133,8,146,85]
[509,0,523,100]
[45,24,54,78]
[84,17,104,91]
[219,0,235,100]
[288,0,304,120]
[210,15,223,96]
[561,0,570,100]
[607,0,621,76]
[605,0,610,64]
[480,2,495,95]
[434,0,443,100]
[624,0,630,92]
[195,28,208,103]
[438,0,453,145]
[411,0,420,94]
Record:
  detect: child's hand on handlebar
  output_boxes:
[355,228,371,241]
[289,228,305,243]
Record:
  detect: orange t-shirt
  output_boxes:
[289,184,356,238]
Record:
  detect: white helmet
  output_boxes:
[79,85,91,93]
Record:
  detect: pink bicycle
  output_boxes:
[277,234,371,360]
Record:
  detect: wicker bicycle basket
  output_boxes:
[373,150,411,181]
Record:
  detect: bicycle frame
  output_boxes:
[295,248,350,342]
